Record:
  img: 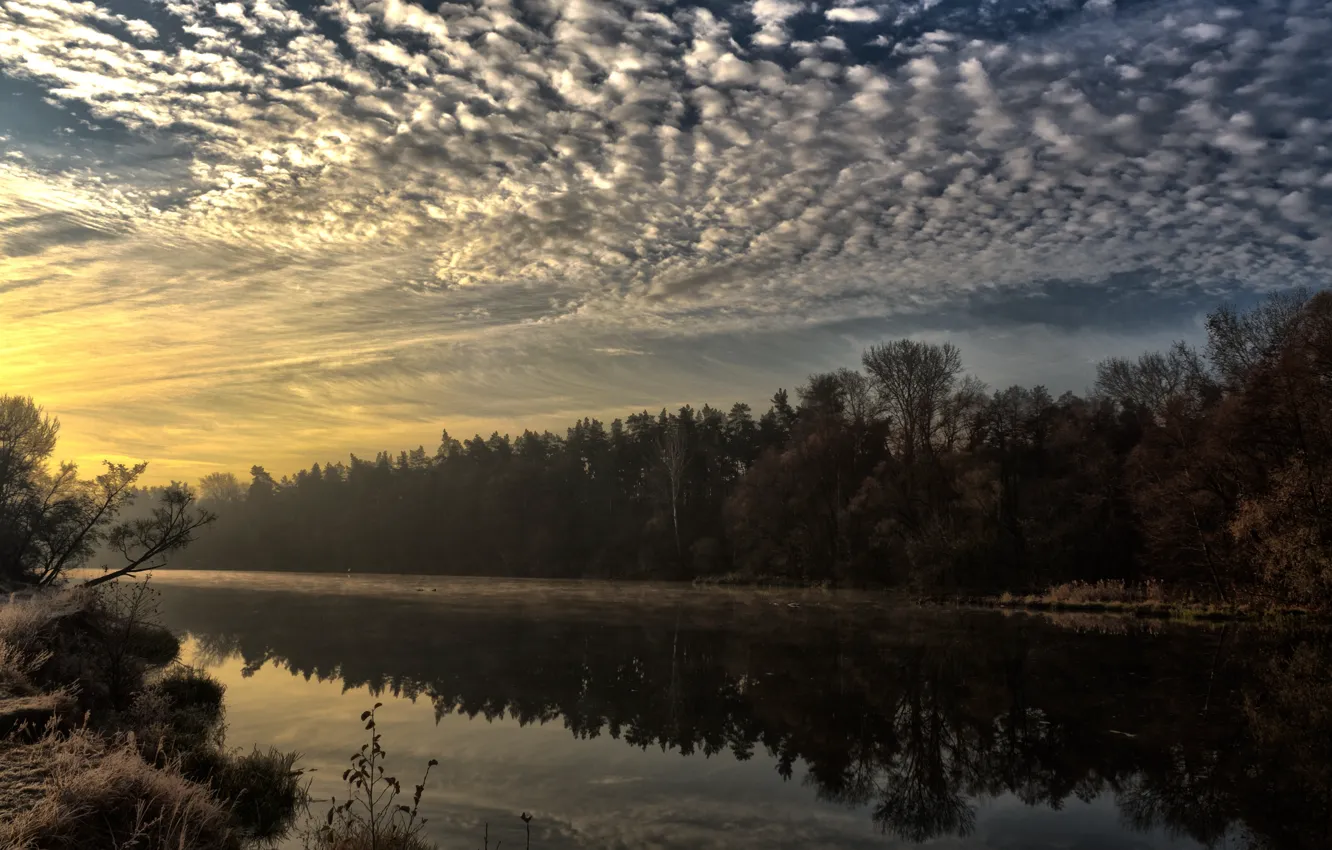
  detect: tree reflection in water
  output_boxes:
[157,582,1332,849]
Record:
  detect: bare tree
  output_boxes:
[938,375,989,452]
[659,422,688,559]
[1206,288,1309,388]
[1095,342,1214,422]
[82,486,215,588]
[862,340,963,461]
[837,368,883,426]
[30,462,144,587]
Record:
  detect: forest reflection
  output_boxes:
[155,581,1330,849]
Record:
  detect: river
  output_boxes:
[149,570,1331,850]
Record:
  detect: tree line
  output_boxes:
[7,288,1332,607]
[171,288,1331,608]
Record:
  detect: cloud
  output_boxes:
[1,0,1331,478]
[826,6,880,24]
[1182,22,1226,41]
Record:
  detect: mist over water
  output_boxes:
[151,571,1331,850]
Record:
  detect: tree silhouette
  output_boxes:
[54,288,1330,611]
[0,395,214,588]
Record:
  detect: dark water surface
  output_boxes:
[150,571,1331,850]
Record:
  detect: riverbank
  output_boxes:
[927,580,1324,624]
[0,587,301,849]
[691,572,834,589]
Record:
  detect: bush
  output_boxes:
[0,584,185,714]
[153,665,227,722]
[122,621,183,666]
[299,706,536,850]
[128,668,238,790]
[214,747,305,841]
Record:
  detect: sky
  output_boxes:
[1,0,1331,483]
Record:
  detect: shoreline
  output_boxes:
[133,568,1332,624]
[920,594,1326,624]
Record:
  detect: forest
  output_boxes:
[8,288,1332,609]
[179,289,1332,608]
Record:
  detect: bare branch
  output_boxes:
[81,486,216,589]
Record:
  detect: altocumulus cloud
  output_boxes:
[1,0,1331,479]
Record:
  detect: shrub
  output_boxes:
[122,621,183,666]
[302,704,438,850]
[153,665,227,723]
[298,706,534,850]
[0,588,307,849]
[214,747,305,841]
[91,579,181,706]
[128,678,224,767]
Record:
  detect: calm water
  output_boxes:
[149,571,1331,850]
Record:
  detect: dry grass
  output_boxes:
[0,598,74,738]
[1,588,304,849]
[997,608,1174,635]
[0,735,58,816]
[0,692,77,740]
[0,728,242,850]
[0,591,78,653]
[996,579,1168,611]
[0,640,46,697]
[1043,579,1167,605]
[984,579,1306,622]
[0,589,103,698]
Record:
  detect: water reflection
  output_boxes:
[152,573,1331,850]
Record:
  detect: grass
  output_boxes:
[0,639,48,698]
[0,734,56,816]
[0,728,243,850]
[980,580,1320,622]
[0,693,77,740]
[0,594,80,740]
[1,584,306,849]
[693,572,832,589]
